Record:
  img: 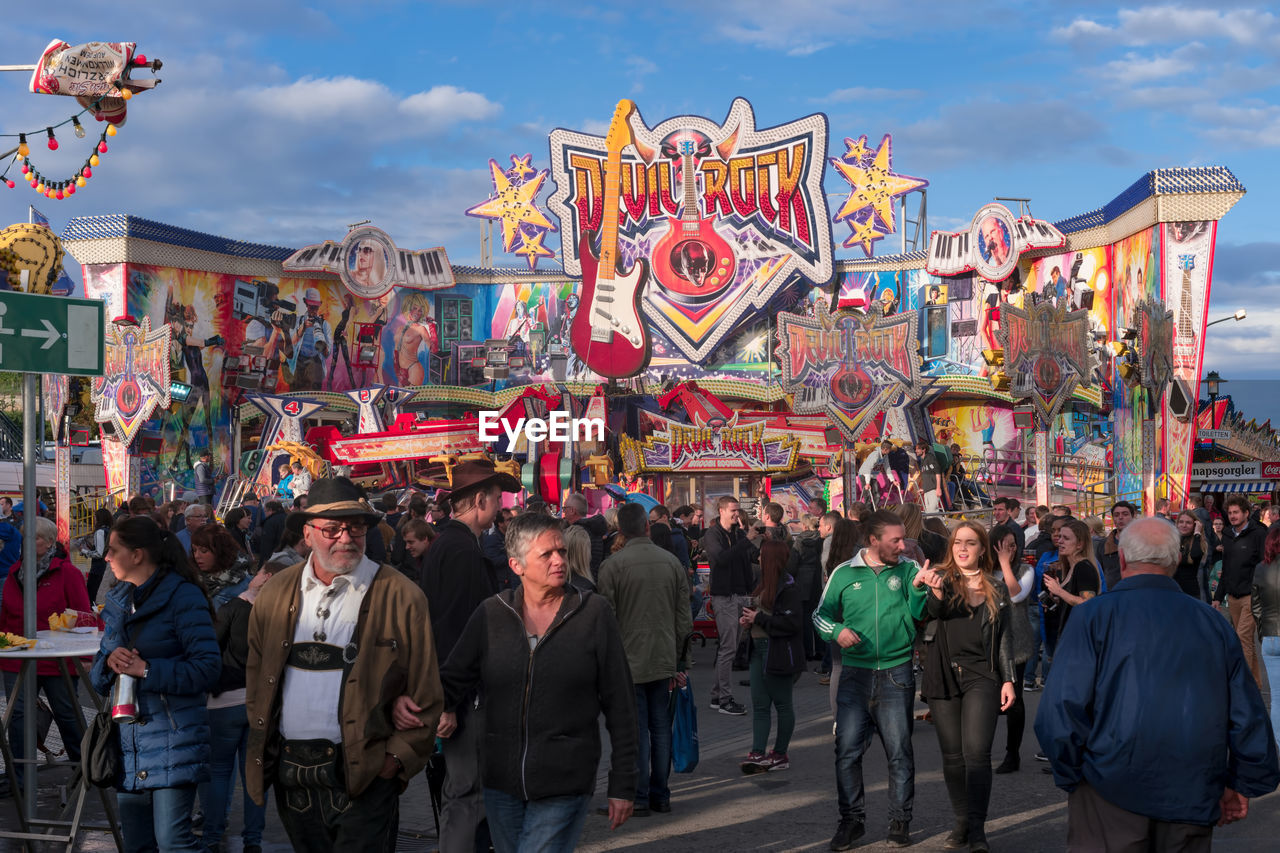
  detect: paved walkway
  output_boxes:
[3,638,1277,851]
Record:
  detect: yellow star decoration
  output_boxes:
[506,153,537,181]
[829,134,928,257]
[465,159,556,252]
[842,214,888,253]
[513,228,556,269]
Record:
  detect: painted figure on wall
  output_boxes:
[327,292,355,389]
[979,214,1013,268]
[241,280,297,390]
[349,237,390,294]
[290,288,333,391]
[393,291,438,386]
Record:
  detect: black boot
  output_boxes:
[943,821,968,849]
[994,753,1020,774]
[968,824,989,852]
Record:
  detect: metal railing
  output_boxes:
[0,411,23,461]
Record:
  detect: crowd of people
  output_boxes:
[1,475,1280,852]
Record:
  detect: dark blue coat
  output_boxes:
[1034,574,1280,825]
[91,570,221,792]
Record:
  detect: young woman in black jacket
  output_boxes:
[738,539,805,774]
[915,522,1017,852]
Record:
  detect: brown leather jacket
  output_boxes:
[245,561,443,804]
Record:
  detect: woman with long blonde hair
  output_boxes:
[1040,517,1100,664]
[915,522,1017,852]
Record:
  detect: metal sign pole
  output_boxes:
[21,371,38,820]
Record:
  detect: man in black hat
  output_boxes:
[398,459,520,853]
[194,449,215,505]
[246,477,443,852]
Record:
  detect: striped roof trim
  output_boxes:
[61,215,296,260]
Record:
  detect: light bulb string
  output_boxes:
[0,92,115,139]
[4,127,113,194]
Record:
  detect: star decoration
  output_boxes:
[506,153,536,181]
[465,158,556,253]
[829,134,928,257]
[513,228,556,269]
[840,211,888,253]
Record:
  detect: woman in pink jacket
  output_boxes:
[0,516,92,781]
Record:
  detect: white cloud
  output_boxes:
[399,85,502,126]
[820,87,924,103]
[1053,5,1280,47]
[1100,51,1195,83]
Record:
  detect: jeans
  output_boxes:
[199,704,266,849]
[2,669,83,785]
[711,594,748,704]
[440,703,488,853]
[749,638,795,755]
[834,661,915,822]
[1002,662,1027,759]
[118,784,203,853]
[929,672,1002,831]
[634,679,672,807]
[1262,636,1280,754]
[1024,604,1044,684]
[482,788,590,853]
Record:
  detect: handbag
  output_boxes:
[81,708,122,788]
[732,629,751,671]
[671,677,699,773]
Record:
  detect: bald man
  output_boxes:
[1036,517,1279,850]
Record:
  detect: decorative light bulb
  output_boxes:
[98,142,108,153]
[46,127,57,150]
[17,134,28,158]
[4,180,13,189]
[66,183,75,194]
[106,124,118,137]
[119,87,132,101]
[133,53,147,65]
[35,182,44,193]
[76,176,86,187]
[89,154,100,167]
[82,167,92,178]
[55,189,64,200]
[20,164,28,175]
[72,117,86,139]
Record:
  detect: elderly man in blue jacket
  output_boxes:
[1035,517,1279,850]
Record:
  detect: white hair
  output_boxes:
[34,516,57,543]
[1118,516,1180,570]
[562,493,588,515]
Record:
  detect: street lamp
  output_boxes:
[1205,309,1247,328]
[1201,370,1228,456]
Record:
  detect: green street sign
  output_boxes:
[0,290,105,376]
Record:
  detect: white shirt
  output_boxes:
[279,554,380,742]
[291,469,313,498]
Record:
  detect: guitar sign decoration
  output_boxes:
[90,316,171,446]
[776,304,926,442]
[650,136,738,303]
[997,299,1092,426]
[1132,297,1175,397]
[549,98,833,365]
[568,99,653,378]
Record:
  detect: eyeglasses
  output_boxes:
[307,522,368,540]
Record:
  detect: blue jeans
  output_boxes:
[199,704,266,849]
[1263,637,1280,754]
[2,669,84,785]
[1024,603,1044,683]
[117,783,203,853]
[482,788,589,853]
[835,661,915,822]
[634,679,672,807]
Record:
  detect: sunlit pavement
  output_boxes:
[3,638,1277,852]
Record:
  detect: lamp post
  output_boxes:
[1201,370,1227,457]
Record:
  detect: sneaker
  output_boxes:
[886,818,911,847]
[830,818,866,851]
[1034,751,1050,762]
[709,698,721,710]
[718,699,747,716]
[740,751,768,774]
[994,754,1020,774]
[1023,681,1040,692]
[764,751,789,771]
[818,673,831,685]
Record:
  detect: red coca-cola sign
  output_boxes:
[1261,462,1280,479]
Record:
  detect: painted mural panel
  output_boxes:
[928,399,1024,488]
[1111,226,1161,502]
[1024,248,1113,389]
[1161,220,1216,504]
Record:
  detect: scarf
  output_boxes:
[13,547,55,588]
[202,559,249,601]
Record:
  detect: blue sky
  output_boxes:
[2,1,1278,418]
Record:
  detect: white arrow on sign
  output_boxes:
[20,319,60,350]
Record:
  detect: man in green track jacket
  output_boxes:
[813,509,930,851]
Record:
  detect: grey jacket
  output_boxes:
[1252,558,1280,638]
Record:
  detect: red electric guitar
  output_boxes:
[570,100,652,378]
[650,138,736,304]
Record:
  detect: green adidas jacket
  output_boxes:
[812,549,927,670]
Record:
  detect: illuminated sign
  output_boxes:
[1133,297,1174,395]
[548,98,834,363]
[90,316,171,446]
[620,415,800,474]
[776,305,925,442]
[998,299,1091,425]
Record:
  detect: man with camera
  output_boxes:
[242,282,297,387]
[291,288,333,391]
